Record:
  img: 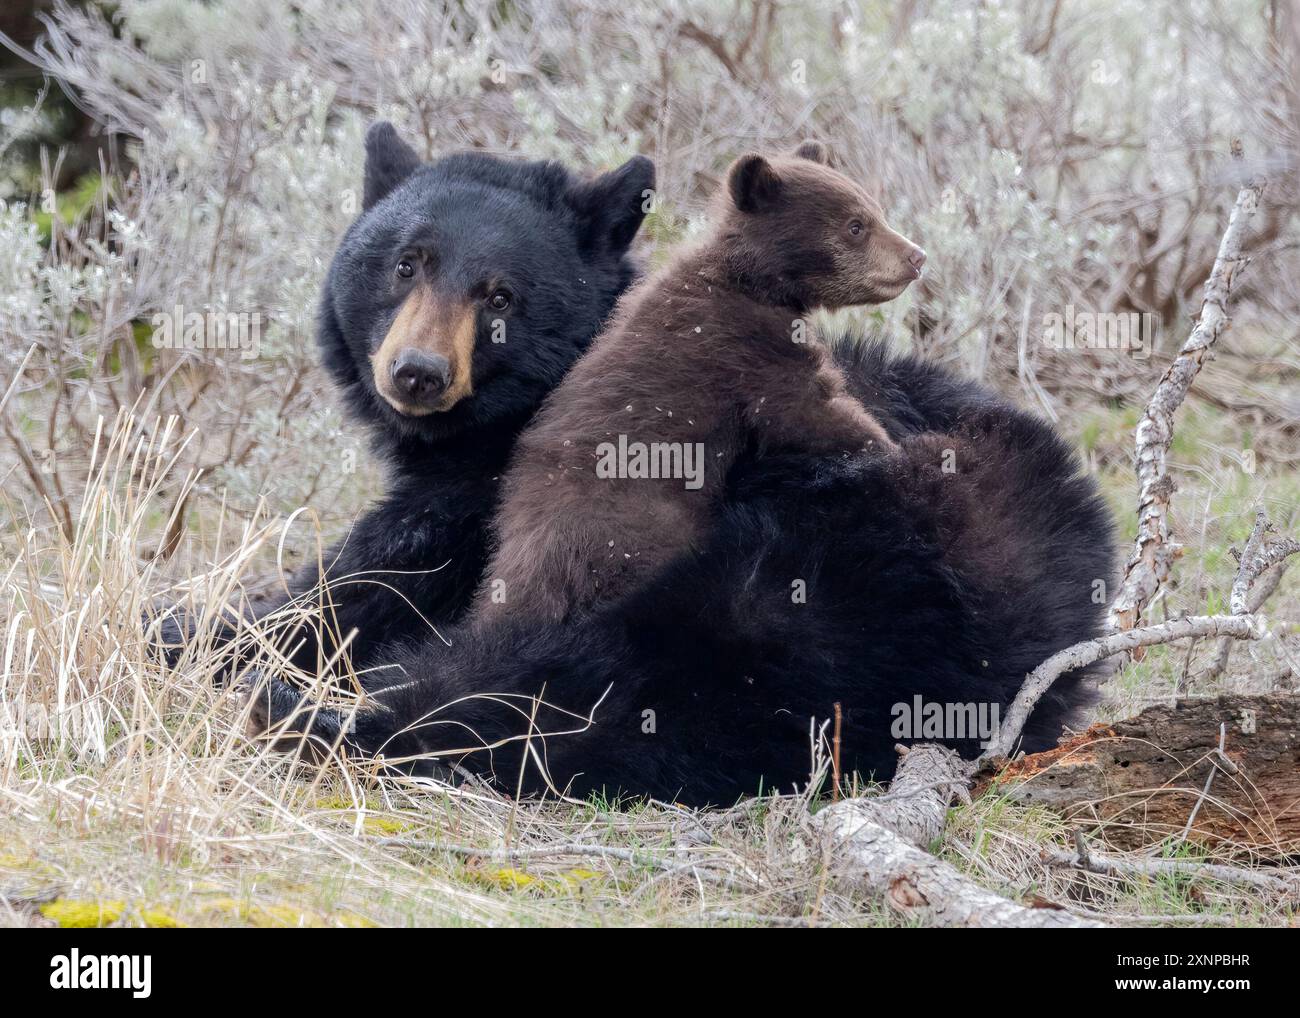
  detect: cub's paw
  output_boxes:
[239,672,347,762]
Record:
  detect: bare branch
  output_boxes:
[1041,842,1300,897]
[982,614,1266,762]
[1230,510,1300,615]
[986,506,1297,762]
[1108,172,1266,633]
[1204,559,1290,681]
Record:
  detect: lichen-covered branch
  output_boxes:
[1107,173,1266,633]
[810,746,1105,927]
[1042,839,1300,895]
[1229,510,1300,616]
[982,614,1266,762]
[985,505,1299,762]
[1205,559,1289,681]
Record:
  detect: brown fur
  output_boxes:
[371,285,476,415]
[476,144,925,623]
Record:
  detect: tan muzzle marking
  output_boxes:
[371,286,476,415]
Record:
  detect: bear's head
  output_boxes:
[320,122,655,448]
[714,141,925,311]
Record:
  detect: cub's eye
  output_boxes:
[395,259,415,279]
[488,290,512,311]
[848,220,865,237]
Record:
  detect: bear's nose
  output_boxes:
[391,349,451,405]
[908,247,927,276]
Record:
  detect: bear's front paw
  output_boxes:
[143,603,245,685]
[239,672,347,762]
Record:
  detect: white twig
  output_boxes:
[1108,171,1266,633]
[1229,510,1300,616]
[1179,722,1227,843]
[981,614,1266,762]
[1042,840,1300,897]
[1205,557,1289,680]
[0,344,36,418]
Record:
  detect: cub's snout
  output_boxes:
[869,225,926,300]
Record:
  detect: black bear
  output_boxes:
[151,122,655,674]
[473,143,914,624]
[244,129,1116,806]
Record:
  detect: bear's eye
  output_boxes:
[395,259,415,279]
[488,290,512,311]
[848,220,865,237]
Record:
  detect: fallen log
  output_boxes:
[809,745,1107,927]
[978,693,1300,856]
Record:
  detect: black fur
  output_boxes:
[251,340,1114,805]
[159,126,1114,804]
[151,128,653,673]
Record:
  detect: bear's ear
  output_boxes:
[363,122,422,211]
[727,154,782,213]
[567,155,656,257]
[792,140,830,165]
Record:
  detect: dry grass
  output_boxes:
[1,351,1296,928]
[1,0,1296,930]
[0,410,875,928]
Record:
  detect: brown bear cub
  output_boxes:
[477,141,926,623]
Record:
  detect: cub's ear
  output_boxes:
[567,155,656,257]
[363,122,422,211]
[793,140,830,165]
[727,154,781,213]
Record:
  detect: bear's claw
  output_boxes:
[240,672,348,761]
